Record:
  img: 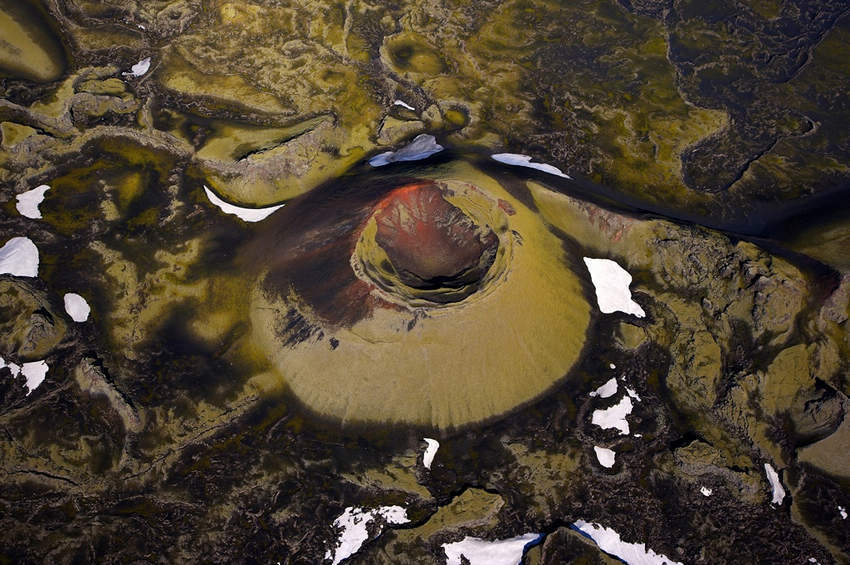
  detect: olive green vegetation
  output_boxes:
[0,0,66,82]
[4,0,849,219]
[1,0,850,562]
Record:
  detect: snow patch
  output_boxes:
[369,134,443,167]
[625,387,641,401]
[392,99,416,111]
[2,357,48,395]
[591,395,633,435]
[594,446,616,468]
[700,486,713,497]
[123,57,151,77]
[325,506,409,565]
[609,363,616,369]
[64,293,91,322]
[21,360,48,394]
[0,237,39,277]
[764,463,786,505]
[423,438,440,469]
[583,257,645,318]
[1,356,21,377]
[491,153,571,179]
[15,185,50,219]
[839,505,847,520]
[573,521,683,565]
[203,186,284,222]
[442,533,541,565]
[590,377,618,399]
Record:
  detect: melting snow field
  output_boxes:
[203,186,284,222]
[594,446,616,468]
[1,357,49,395]
[591,396,633,435]
[590,377,618,399]
[392,99,415,111]
[15,185,50,219]
[764,463,786,505]
[64,293,91,322]
[369,134,444,167]
[491,153,571,179]
[0,237,40,277]
[123,57,151,77]
[325,506,409,565]
[442,533,541,565]
[423,438,440,469]
[582,257,645,318]
[573,521,684,565]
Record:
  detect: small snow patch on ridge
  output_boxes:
[764,463,786,505]
[203,186,284,222]
[491,153,571,179]
[15,185,50,219]
[423,438,440,469]
[573,521,683,565]
[700,486,713,497]
[583,257,645,318]
[442,533,541,565]
[839,505,847,520]
[0,237,39,277]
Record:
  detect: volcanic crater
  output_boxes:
[370,183,499,302]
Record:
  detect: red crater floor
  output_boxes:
[373,183,499,290]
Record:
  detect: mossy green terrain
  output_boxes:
[1,0,850,563]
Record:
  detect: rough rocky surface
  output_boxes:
[373,183,498,294]
[2,0,850,563]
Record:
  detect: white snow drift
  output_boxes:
[764,463,786,505]
[582,257,645,318]
[442,533,540,565]
[590,377,618,399]
[594,446,616,468]
[63,293,91,322]
[15,185,50,219]
[1,357,49,395]
[0,237,39,277]
[369,134,443,167]
[491,153,571,179]
[203,186,284,222]
[325,506,409,565]
[573,521,683,565]
[124,57,151,77]
[392,99,416,111]
[591,395,633,435]
[423,438,440,469]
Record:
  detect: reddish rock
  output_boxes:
[374,183,498,290]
